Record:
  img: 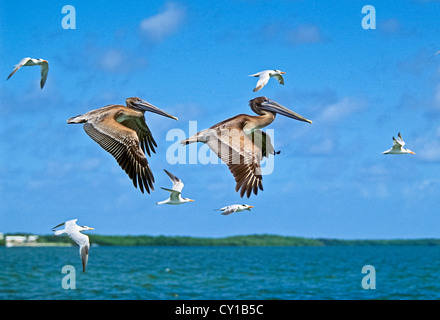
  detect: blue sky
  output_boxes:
[1,0,440,239]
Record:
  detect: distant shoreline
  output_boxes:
[2,234,440,247]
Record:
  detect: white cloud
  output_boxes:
[380,18,402,35]
[94,47,148,73]
[413,126,440,162]
[287,24,324,45]
[317,97,366,123]
[307,138,334,155]
[99,49,125,72]
[418,140,440,161]
[140,2,186,42]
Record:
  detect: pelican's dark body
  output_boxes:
[181,97,311,197]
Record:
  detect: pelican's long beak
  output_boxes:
[189,199,195,202]
[88,227,95,230]
[261,99,312,124]
[133,99,178,121]
[248,206,254,208]
[279,71,286,74]
[410,151,415,154]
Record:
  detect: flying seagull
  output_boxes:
[157,169,194,205]
[217,204,254,215]
[181,97,311,197]
[7,57,49,89]
[52,219,94,272]
[382,132,415,155]
[67,97,178,194]
[249,70,286,92]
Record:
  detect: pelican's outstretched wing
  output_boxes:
[249,130,276,157]
[118,116,157,157]
[204,128,264,198]
[83,114,154,194]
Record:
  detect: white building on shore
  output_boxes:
[3,234,71,247]
[5,235,39,247]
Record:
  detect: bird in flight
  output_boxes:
[248,69,286,92]
[7,57,49,89]
[157,169,194,205]
[181,97,311,197]
[382,132,415,155]
[52,219,94,272]
[67,97,178,194]
[217,204,254,215]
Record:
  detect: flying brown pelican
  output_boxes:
[181,97,312,197]
[382,132,415,155]
[249,70,286,92]
[7,57,49,89]
[68,97,178,194]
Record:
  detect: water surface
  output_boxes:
[0,246,439,300]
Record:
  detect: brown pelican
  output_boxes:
[7,57,49,89]
[181,97,312,197]
[157,169,194,205]
[382,132,415,155]
[68,97,178,194]
[249,70,286,92]
[52,219,94,272]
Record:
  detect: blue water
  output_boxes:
[0,245,439,300]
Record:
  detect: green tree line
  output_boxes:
[23,233,440,246]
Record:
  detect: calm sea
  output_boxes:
[0,245,439,300]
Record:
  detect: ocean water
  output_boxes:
[0,245,439,300]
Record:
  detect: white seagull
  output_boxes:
[382,132,415,155]
[249,70,286,92]
[217,204,254,215]
[52,219,94,272]
[156,169,194,205]
[7,57,49,89]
